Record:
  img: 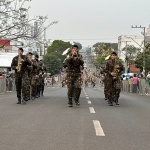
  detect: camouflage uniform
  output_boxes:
[35,60,43,97]
[91,76,96,87]
[100,63,108,100]
[28,59,37,100]
[11,55,31,104]
[104,59,124,105]
[64,55,84,106]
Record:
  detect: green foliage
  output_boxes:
[122,45,140,63]
[43,40,72,75]
[94,49,123,69]
[93,42,118,51]
[93,42,117,57]
[135,46,150,74]
[47,40,71,55]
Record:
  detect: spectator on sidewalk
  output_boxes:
[128,76,133,93]
[132,74,138,93]
[9,75,13,92]
[138,74,146,95]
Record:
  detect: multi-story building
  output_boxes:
[118,35,144,61]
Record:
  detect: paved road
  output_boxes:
[0,84,150,150]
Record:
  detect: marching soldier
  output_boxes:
[91,76,96,87]
[34,55,43,98]
[104,52,124,106]
[11,48,31,104]
[64,45,84,107]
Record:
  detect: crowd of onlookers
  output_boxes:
[120,72,150,95]
[6,74,15,92]
[0,72,61,93]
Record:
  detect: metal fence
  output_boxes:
[97,77,150,96]
[0,78,16,93]
[0,78,6,93]
[121,79,150,95]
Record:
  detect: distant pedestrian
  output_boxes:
[128,76,133,93]
[132,74,138,93]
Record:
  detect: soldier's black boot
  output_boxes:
[17,98,21,104]
[74,98,80,106]
[105,95,108,100]
[115,98,119,105]
[22,99,26,105]
[68,98,73,107]
[109,99,113,106]
[41,91,43,97]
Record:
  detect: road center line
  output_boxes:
[93,120,105,136]
[87,100,92,104]
[89,107,95,113]
[86,97,89,99]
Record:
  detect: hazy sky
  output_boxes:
[29,0,150,46]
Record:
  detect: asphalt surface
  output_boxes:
[0,84,150,150]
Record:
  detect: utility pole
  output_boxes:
[131,25,146,76]
[122,41,131,73]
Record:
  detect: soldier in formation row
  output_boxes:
[102,52,124,106]
[11,48,47,105]
[63,45,84,107]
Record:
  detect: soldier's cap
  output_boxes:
[72,45,79,49]
[18,47,24,52]
[35,54,39,58]
[111,52,117,56]
[28,52,33,55]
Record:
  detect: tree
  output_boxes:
[93,42,118,51]
[94,49,114,68]
[43,54,61,75]
[0,0,58,48]
[94,49,123,69]
[122,45,140,65]
[93,42,117,57]
[135,44,150,74]
[43,40,72,75]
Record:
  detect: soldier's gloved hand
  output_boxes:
[21,59,25,62]
[111,72,115,76]
[115,65,120,69]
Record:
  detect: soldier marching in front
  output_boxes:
[64,45,84,107]
[104,52,124,106]
[11,48,32,104]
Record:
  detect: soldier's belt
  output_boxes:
[67,72,81,76]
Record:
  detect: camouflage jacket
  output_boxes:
[11,55,31,76]
[104,59,124,77]
[64,56,84,75]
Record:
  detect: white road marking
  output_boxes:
[86,97,89,99]
[89,107,95,113]
[87,100,92,104]
[93,120,105,136]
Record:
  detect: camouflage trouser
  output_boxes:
[31,76,37,97]
[66,74,82,101]
[15,75,22,100]
[22,76,30,100]
[105,76,121,102]
[36,78,41,96]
